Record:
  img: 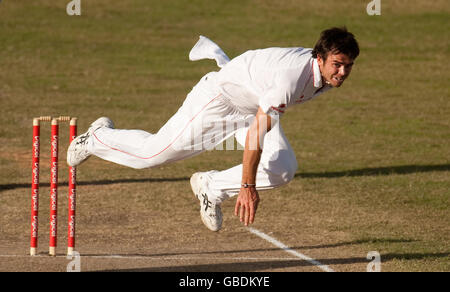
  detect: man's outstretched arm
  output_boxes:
[235,107,273,226]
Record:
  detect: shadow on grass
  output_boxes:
[296,163,450,179]
[86,237,449,271]
[93,252,449,272]
[1,163,449,192]
[0,176,190,192]
[85,238,418,259]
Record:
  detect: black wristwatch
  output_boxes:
[241,183,256,188]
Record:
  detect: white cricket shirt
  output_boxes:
[212,47,332,117]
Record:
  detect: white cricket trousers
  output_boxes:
[88,73,298,203]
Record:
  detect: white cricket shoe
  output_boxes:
[67,117,114,167]
[190,172,223,232]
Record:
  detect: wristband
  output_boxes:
[241,183,256,188]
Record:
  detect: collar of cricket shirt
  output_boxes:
[312,58,323,88]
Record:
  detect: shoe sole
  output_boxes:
[67,117,114,167]
[190,173,222,232]
[67,133,91,167]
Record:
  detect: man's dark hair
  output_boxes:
[312,27,360,60]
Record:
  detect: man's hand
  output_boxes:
[234,187,260,226]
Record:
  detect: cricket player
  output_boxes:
[68,27,359,231]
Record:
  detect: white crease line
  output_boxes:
[248,227,335,272]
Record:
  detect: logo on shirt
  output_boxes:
[295,95,305,103]
[271,104,286,114]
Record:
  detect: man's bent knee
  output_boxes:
[266,156,298,186]
[280,159,298,184]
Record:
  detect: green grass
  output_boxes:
[0,0,448,271]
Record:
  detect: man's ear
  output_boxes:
[316,54,324,67]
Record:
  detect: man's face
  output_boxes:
[317,52,354,88]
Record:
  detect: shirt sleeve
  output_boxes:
[259,63,312,120]
[259,90,287,123]
[259,70,298,121]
